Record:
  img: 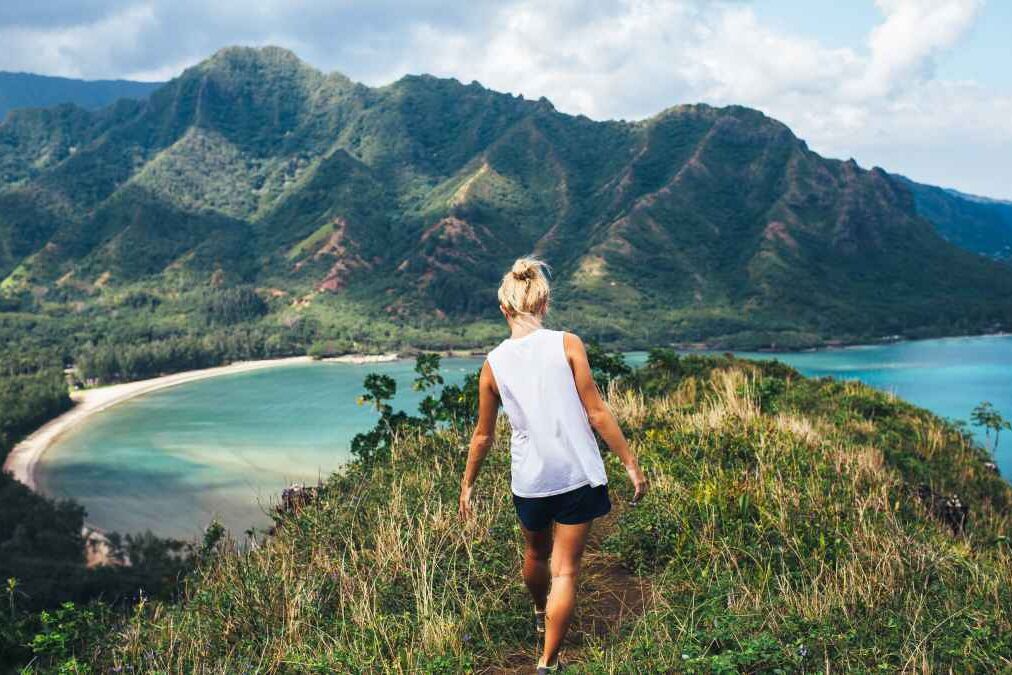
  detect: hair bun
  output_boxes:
[511,259,537,281]
[499,256,551,317]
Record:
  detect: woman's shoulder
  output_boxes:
[558,330,584,347]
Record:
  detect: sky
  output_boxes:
[0,0,1009,199]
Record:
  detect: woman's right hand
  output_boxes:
[458,483,474,520]
[626,462,648,504]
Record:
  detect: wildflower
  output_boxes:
[798,644,809,658]
[463,633,471,642]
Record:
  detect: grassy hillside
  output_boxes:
[2,46,1012,351]
[51,354,1012,672]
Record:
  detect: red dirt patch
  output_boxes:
[763,220,798,250]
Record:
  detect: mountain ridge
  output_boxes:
[1,45,1011,349]
[0,71,162,122]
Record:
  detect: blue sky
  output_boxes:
[761,0,1010,88]
[0,1,1009,198]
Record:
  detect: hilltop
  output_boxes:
[31,353,1012,671]
[1,46,1011,352]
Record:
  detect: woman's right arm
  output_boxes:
[459,361,500,519]
[563,333,647,502]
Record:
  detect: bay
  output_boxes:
[36,335,1012,539]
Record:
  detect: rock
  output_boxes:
[915,484,969,535]
[277,482,321,516]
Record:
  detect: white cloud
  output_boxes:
[0,4,158,78]
[854,0,983,98]
[381,0,1010,196]
[0,0,1008,197]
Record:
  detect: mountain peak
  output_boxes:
[207,45,304,65]
[3,45,1012,345]
[188,45,325,82]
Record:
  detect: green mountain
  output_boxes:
[895,176,1012,262]
[2,45,1012,349]
[0,71,162,121]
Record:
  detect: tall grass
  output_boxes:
[86,362,1012,672]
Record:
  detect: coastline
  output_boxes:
[321,352,400,364]
[6,332,1008,496]
[668,330,1011,355]
[3,355,321,492]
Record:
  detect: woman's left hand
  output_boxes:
[458,483,474,520]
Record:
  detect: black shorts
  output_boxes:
[512,483,611,532]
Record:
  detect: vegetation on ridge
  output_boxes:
[2,46,1012,354]
[16,352,1008,672]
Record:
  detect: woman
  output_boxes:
[458,257,648,673]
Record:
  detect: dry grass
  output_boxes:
[91,363,1012,672]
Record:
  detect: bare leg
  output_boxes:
[541,521,592,667]
[521,525,552,611]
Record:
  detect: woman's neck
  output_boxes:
[508,316,543,340]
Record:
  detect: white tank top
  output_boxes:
[486,329,608,498]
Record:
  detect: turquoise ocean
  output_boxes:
[36,335,1012,539]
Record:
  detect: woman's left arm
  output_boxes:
[459,361,500,519]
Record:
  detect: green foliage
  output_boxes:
[0,350,199,672]
[350,354,480,465]
[0,71,160,121]
[306,338,356,358]
[585,340,631,390]
[0,369,71,452]
[412,353,444,391]
[971,401,1011,456]
[74,358,1012,671]
[901,176,1012,262]
[74,327,305,385]
[199,286,268,326]
[24,601,113,672]
[4,47,1012,350]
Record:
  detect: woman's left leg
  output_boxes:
[540,520,593,667]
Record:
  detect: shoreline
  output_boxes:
[321,352,400,364]
[667,330,1011,355]
[3,355,324,492]
[6,331,1009,496]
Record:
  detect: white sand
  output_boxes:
[322,352,400,364]
[2,356,316,491]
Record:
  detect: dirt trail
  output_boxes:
[488,505,652,674]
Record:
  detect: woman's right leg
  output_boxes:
[521,524,553,611]
[541,520,592,667]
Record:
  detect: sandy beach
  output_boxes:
[322,352,400,364]
[2,355,325,492]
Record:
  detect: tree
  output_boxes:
[350,355,480,465]
[970,402,1011,456]
[585,341,631,391]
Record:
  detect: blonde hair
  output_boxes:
[498,256,551,317]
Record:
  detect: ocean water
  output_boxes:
[37,358,482,539]
[36,336,1012,539]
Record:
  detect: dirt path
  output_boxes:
[488,505,652,673]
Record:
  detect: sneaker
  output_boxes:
[536,659,562,673]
